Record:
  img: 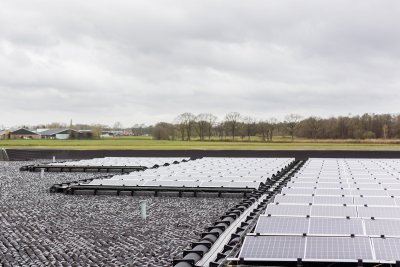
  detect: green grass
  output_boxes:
[1,136,400,150]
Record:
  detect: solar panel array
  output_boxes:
[49,157,190,168]
[84,157,294,189]
[239,159,400,263]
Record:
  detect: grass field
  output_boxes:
[1,136,400,150]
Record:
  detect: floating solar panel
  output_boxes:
[305,236,373,260]
[308,217,364,235]
[358,206,400,219]
[281,188,315,195]
[364,219,400,237]
[372,237,400,261]
[311,205,357,218]
[351,189,388,197]
[265,204,311,217]
[255,216,309,234]
[354,196,397,206]
[315,188,352,196]
[239,236,306,260]
[313,196,353,205]
[80,157,295,191]
[237,158,400,264]
[273,195,314,204]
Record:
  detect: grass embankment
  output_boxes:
[1,136,400,150]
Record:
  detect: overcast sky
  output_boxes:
[1,0,399,127]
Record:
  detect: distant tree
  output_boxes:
[195,113,208,141]
[258,120,269,142]
[90,124,103,139]
[206,114,218,140]
[46,122,67,129]
[267,118,278,141]
[152,122,174,140]
[225,112,241,141]
[113,121,123,130]
[243,116,256,141]
[175,112,196,141]
[285,114,302,141]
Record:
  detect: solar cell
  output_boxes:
[387,189,400,197]
[372,237,400,262]
[305,237,373,260]
[354,196,397,206]
[273,195,314,204]
[351,189,388,197]
[255,216,309,234]
[313,196,353,205]
[315,188,351,196]
[265,204,311,217]
[239,236,306,259]
[364,219,400,237]
[311,205,357,218]
[281,188,315,195]
[309,218,364,235]
[358,206,400,219]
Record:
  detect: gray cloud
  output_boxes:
[1,0,399,126]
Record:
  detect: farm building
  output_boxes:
[0,129,10,139]
[10,128,41,139]
[39,128,79,139]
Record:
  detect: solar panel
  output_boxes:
[315,188,351,196]
[313,196,353,205]
[309,218,364,235]
[281,188,315,195]
[273,195,314,204]
[238,159,400,264]
[351,189,388,197]
[311,205,357,218]
[358,206,400,219]
[239,236,306,259]
[255,216,309,234]
[372,237,400,262]
[354,196,397,206]
[387,189,400,197]
[364,219,400,237]
[265,204,311,217]
[305,236,373,260]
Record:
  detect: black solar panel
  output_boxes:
[372,237,400,261]
[305,237,373,260]
[309,218,364,235]
[255,216,309,234]
[265,204,311,217]
[239,236,306,259]
[364,219,400,237]
[311,205,357,218]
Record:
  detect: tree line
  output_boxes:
[152,113,400,141]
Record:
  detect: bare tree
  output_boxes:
[258,120,269,142]
[225,112,241,141]
[175,112,196,141]
[195,113,208,141]
[267,118,277,141]
[206,113,218,140]
[113,121,123,130]
[174,115,186,141]
[285,114,302,141]
[243,116,256,141]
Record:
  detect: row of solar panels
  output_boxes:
[255,216,400,237]
[49,157,190,168]
[82,158,294,189]
[275,195,400,206]
[265,204,400,219]
[236,159,400,264]
[281,187,400,196]
[239,235,399,263]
